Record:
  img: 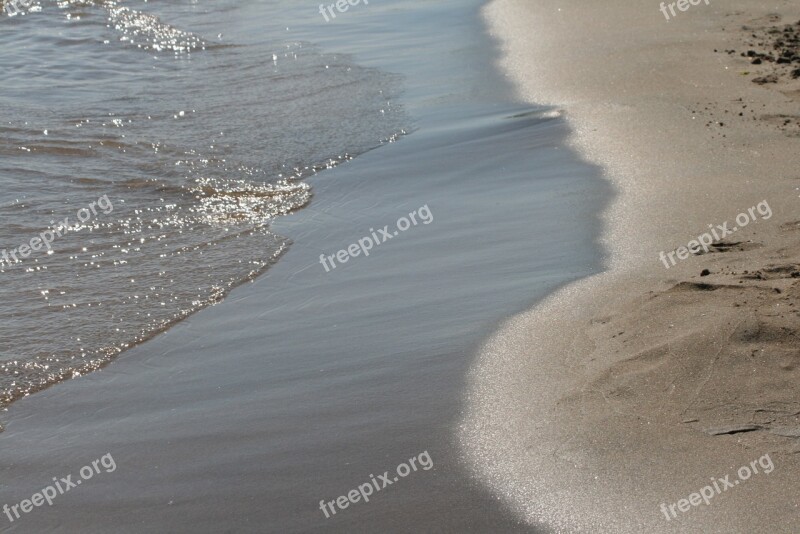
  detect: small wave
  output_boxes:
[0,1,410,423]
[104,3,211,53]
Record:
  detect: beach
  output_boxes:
[463,0,800,531]
[2,0,797,531]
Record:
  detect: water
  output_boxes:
[0,1,610,531]
[0,0,408,409]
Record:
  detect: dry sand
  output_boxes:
[462,0,800,532]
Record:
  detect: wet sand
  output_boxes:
[463,0,800,531]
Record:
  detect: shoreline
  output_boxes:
[0,1,603,531]
[463,0,800,531]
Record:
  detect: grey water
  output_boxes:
[0,0,609,532]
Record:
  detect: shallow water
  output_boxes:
[0,0,407,408]
[1,1,610,531]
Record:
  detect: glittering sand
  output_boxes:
[462,1,800,531]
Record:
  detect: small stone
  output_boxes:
[700,269,711,277]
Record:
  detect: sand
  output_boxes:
[462,0,800,532]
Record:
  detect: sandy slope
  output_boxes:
[462,1,800,531]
